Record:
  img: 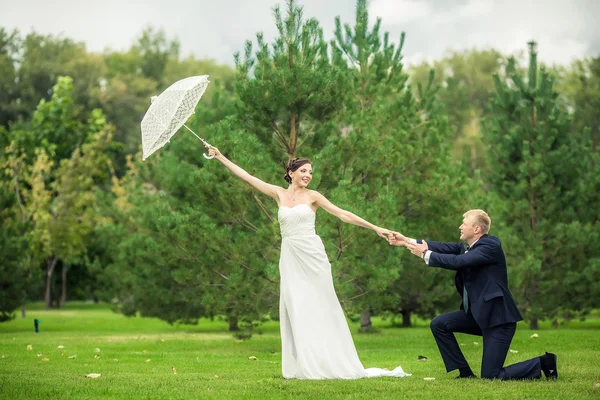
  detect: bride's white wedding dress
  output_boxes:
[277,204,410,379]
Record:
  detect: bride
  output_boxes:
[207,146,410,380]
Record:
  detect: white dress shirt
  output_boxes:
[409,238,480,265]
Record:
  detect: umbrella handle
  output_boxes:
[181,124,215,160]
[201,139,215,159]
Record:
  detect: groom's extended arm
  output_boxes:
[405,238,462,254]
[427,242,497,271]
[421,240,463,255]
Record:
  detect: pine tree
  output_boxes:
[102,0,350,335]
[325,0,481,328]
[484,41,598,328]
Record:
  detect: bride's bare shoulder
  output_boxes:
[274,187,289,202]
[308,190,329,206]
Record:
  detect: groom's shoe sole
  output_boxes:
[543,352,558,380]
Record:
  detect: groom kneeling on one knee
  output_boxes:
[388,209,558,380]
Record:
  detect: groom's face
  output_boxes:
[459,216,477,242]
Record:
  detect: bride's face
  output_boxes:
[290,164,313,187]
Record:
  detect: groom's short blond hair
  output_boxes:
[464,209,491,235]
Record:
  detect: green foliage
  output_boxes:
[100,0,349,334]
[234,0,347,159]
[0,73,115,313]
[409,49,506,172]
[1,3,599,331]
[483,41,600,327]
[0,28,20,128]
[555,56,600,149]
[0,152,32,321]
[10,76,88,162]
[324,1,483,326]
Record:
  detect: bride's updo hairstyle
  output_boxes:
[284,157,311,184]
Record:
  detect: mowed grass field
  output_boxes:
[1,303,599,399]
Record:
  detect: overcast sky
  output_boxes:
[1,0,598,66]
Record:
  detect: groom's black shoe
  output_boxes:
[540,352,558,380]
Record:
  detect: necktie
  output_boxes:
[463,245,470,313]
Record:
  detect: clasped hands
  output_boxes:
[377,229,428,258]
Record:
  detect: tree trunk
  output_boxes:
[228,316,239,332]
[44,256,58,310]
[360,309,372,332]
[529,318,539,330]
[289,113,298,159]
[21,304,26,318]
[401,310,411,327]
[60,263,67,308]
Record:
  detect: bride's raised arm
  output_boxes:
[208,146,280,200]
[311,191,391,239]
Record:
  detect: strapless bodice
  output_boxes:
[278,204,316,238]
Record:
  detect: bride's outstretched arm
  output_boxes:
[207,146,280,200]
[312,191,391,239]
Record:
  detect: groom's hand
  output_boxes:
[407,241,428,258]
[375,227,393,240]
[388,231,408,247]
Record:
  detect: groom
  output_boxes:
[389,209,558,380]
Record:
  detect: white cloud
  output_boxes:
[0,0,597,66]
[369,0,599,65]
[368,0,432,25]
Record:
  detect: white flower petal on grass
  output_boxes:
[93,348,101,352]
[26,345,33,350]
[424,377,436,381]
[530,333,539,338]
[509,349,519,353]
[86,373,101,379]
[145,359,151,363]
[57,345,64,349]
[68,355,77,359]
[248,356,258,361]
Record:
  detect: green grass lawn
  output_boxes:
[1,303,599,399]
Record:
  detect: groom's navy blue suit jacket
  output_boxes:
[424,235,523,329]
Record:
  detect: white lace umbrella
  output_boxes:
[141,75,214,160]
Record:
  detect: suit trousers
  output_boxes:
[430,310,542,380]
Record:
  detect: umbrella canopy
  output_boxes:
[141,75,210,160]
